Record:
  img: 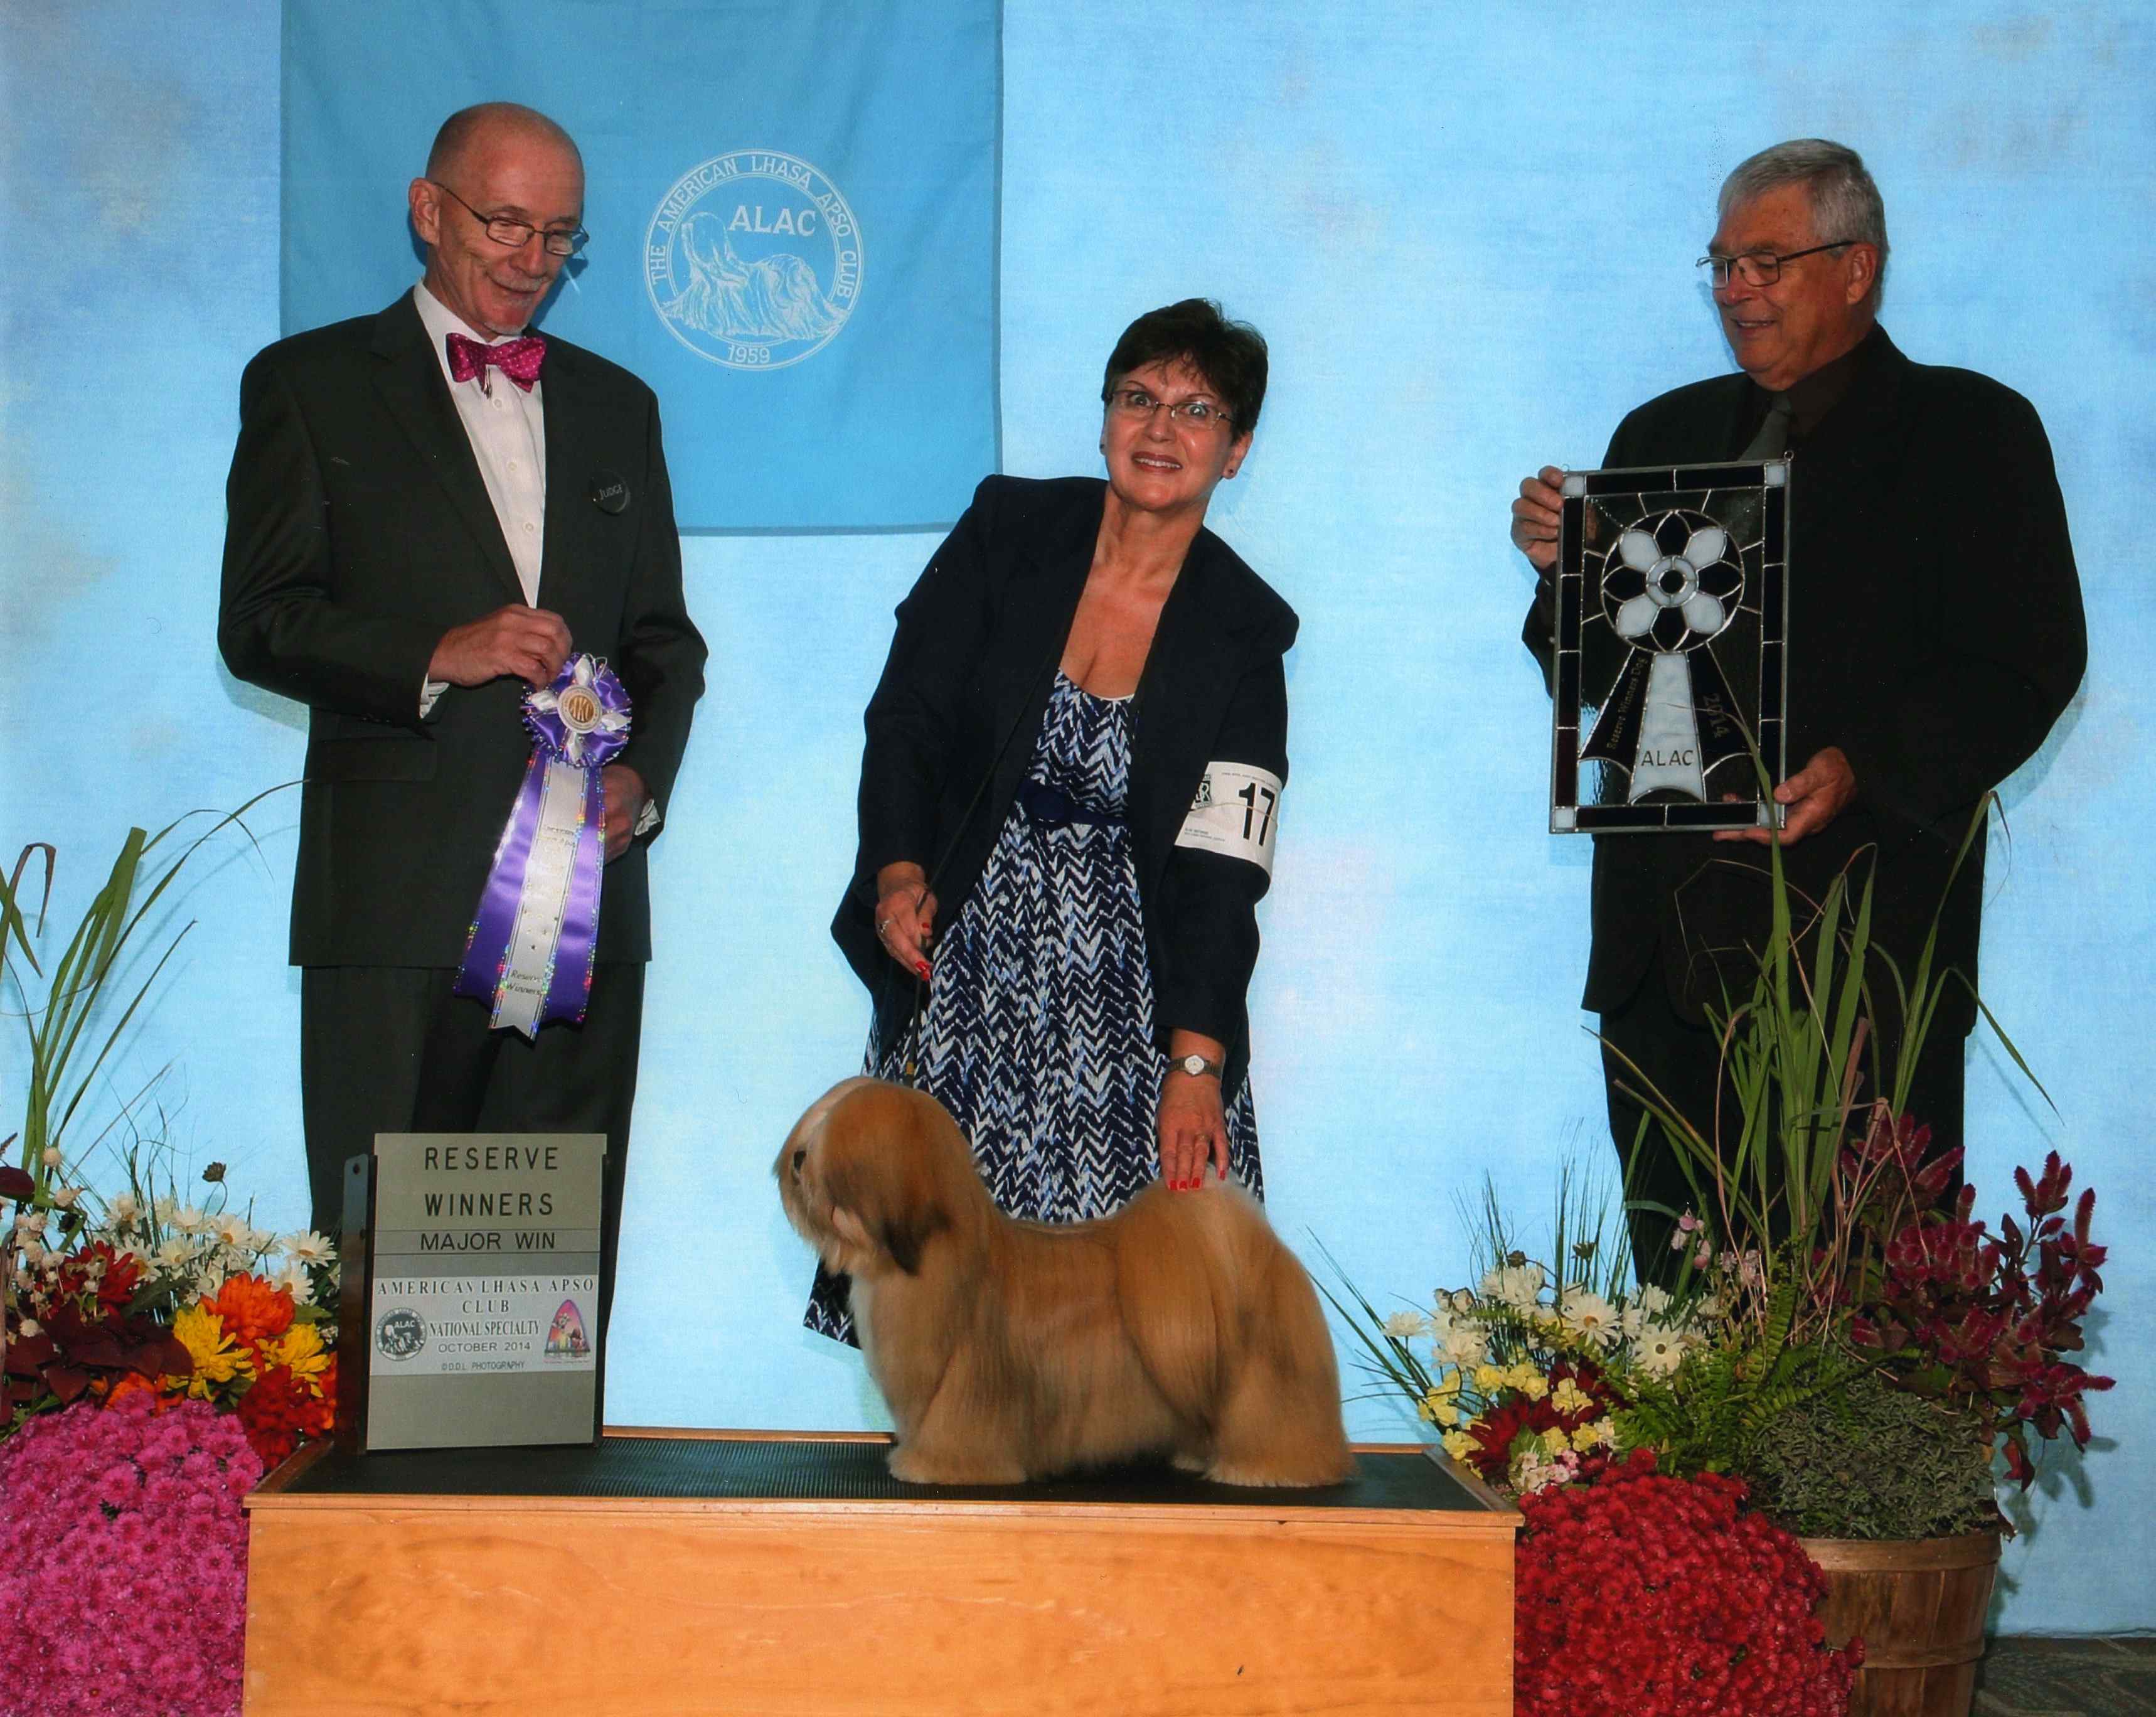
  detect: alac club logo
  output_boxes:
[645,150,863,370]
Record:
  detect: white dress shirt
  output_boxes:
[412,281,548,604]
[409,286,656,833]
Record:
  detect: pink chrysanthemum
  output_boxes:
[0,1393,262,1717]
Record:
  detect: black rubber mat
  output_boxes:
[285,1435,1498,1512]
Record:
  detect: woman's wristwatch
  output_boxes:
[1171,1052,1224,1079]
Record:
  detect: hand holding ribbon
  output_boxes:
[454,655,632,1037]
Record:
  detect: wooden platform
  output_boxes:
[243,1428,1519,1716]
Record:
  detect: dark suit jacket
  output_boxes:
[218,292,707,968]
[1525,328,2085,1035]
[833,474,1298,1098]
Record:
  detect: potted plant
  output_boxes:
[1325,1185,1866,1717]
[1613,813,2113,1717]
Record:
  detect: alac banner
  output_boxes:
[282,0,1000,531]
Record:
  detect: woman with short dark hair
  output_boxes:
[807,299,1295,1344]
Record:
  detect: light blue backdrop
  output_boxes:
[3,0,2148,1634]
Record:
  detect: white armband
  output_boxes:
[1174,762,1283,875]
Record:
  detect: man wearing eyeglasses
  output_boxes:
[1510,138,2083,1273]
[219,103,707,1327]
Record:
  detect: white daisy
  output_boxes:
[1634,1322,1687,1378]
[284,1231,335,1266]
[1559,1289,1621,1349]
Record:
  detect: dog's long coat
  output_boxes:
[777,1078,1355,1487]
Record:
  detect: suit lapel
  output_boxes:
[536,343,598,612]
[1790,328,1916,506]
[1128,533,1239,877]
[367,294,525,604]
[982,488,1096,812]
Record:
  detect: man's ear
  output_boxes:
[1843,242,1879,307]
[409,176,443,247]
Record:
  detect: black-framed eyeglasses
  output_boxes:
[430,181,587,257]
[1695,241,1857,289]
[1106,385,1233,431]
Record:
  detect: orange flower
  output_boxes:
[208,1274,296,1345]
[99,1371,162,1409]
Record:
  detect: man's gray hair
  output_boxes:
[1719,139,1889,301]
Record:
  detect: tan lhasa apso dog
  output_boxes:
[777,1077,1355,1487]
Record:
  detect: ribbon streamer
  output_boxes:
[454,655,632,1037]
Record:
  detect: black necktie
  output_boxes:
[1741,393,1795,459]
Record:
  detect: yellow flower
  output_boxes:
[169,1303,255,1399]
[1440,1430,1475,1462]
[264,1320,332,1388]
[1571,1420,1611,1452]
[1513,1369,1550,1401]
[1539,1427,1569,1456]
[1471,1363,1508,1394]
[1418,1388,1461,1428]
[1551,1377,1593,1416]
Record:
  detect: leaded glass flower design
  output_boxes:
[1549,460,1789,834]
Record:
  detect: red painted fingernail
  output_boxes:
[915,961,931,980]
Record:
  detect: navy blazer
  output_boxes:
[1525,328,2084,1032]
[835,474,1298,1099]
[218,292,707,966]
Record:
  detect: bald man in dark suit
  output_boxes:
[220,103,706,1325]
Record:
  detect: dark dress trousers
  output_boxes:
[219,292,707,1320]
[1524,328,2084,1261]
[833,474,1298,1103]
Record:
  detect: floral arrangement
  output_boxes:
[4,1151,339,1469]
[1514,1448,1862,1717]
[1326,1182,1717,1495]
[0,1391,262,1717]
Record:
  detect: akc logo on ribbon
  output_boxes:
[644,149,864,371]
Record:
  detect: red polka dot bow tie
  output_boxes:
[445,331,547,392]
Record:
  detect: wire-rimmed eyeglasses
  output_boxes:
[430,181,588,258]
[1696,241,1857,289]
[1106,385,1234,431]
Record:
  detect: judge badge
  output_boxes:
[1549,458,1790,835]
[453,655,632,1035]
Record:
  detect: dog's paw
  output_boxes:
[1168,1449,1210,1475]
[1203,1452,1357,1489]
[888,1444,1028,1487]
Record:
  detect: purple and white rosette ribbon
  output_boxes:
[453,655,632,1037]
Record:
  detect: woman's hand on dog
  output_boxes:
[1158,1033,1230,1190]
[874,862,937,982]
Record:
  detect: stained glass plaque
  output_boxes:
[1549,458,1790,833]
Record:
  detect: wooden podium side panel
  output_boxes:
[245,1504,1512,1717]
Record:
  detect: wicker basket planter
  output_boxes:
[1801,1530,2001,1717]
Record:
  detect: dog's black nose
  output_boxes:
[791,1148,807,1175]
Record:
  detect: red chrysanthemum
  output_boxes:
[1514,1450,1862,1717]
[236,1364,312,1469]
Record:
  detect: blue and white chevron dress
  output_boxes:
[805,671,1262,1344]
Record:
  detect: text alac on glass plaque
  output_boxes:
[339,1133,605,1453]
[1550,458,1791,833]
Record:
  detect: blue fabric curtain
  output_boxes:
[283,0,1000,530]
